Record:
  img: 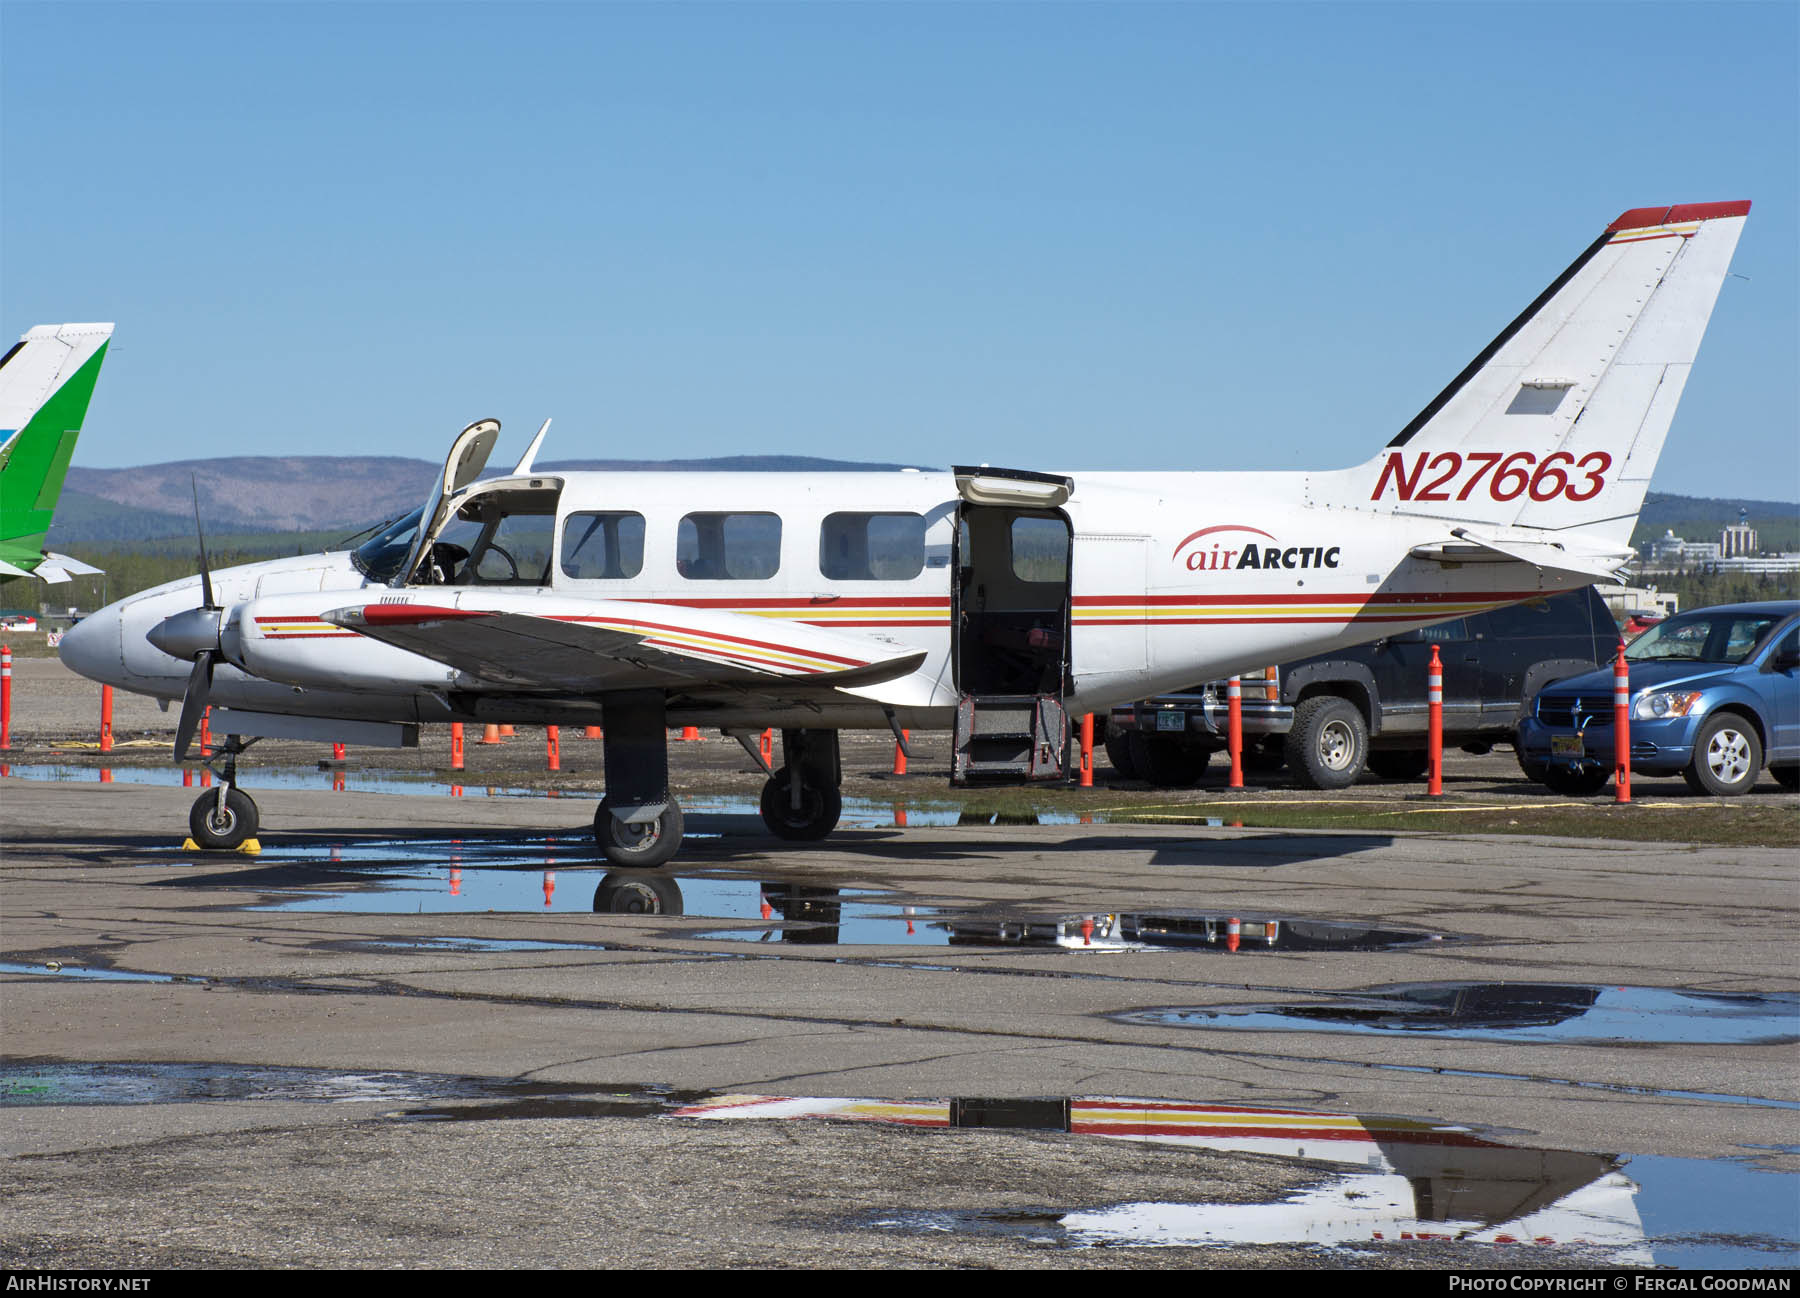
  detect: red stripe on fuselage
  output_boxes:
[1073,590,1541,607]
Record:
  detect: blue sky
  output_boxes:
[4,1,1795,501]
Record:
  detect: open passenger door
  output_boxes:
[950,466,1075,784]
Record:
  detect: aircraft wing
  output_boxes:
[324,599,928,697]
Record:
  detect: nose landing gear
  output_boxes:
[186,736,261,850]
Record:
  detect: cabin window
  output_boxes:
[1009,514,1069,584]
[820,512,925,581]
[560,511,646,580]
[678,512,781,580]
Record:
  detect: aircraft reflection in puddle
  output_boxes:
[230,849,1441,952]
[1122,983,1800,1046]
[647,877,1439,952]
[673,1094,1649,1263]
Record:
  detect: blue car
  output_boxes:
[1518,601,1800,796]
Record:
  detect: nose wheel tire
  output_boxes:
[1683,715,1762,796]
[759,769,842,841]
[594,796,683,868]
[188,787,259,850]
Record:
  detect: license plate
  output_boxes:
[1156,711,1186,733]
[1551,734,1586,758]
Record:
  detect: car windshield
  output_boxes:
[349,506,427,584]
[1624,611,1784,665]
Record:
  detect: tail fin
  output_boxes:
[0,323,114,575]
[1354,204,1748,550]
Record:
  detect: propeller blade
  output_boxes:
[173,651,215,761]
[191,477,215,610]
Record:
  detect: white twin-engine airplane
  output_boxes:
[59,202,1750,864]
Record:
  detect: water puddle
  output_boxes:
[5,1062,1787,1266]
[1119,983,1800,1046]
[142,840,1445,952]
[2,762,549,800]
[677,1093,1797,1268]
[4,762,1225,831]
[700,903,1440,951]
[0,961,176,982]
[0,1059,657,1109]
[337,937,609,954]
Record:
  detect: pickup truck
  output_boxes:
[1106,585,1619,789]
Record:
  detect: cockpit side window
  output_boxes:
[418,488,560,587]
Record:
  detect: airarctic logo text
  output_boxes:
[1173,525,1341,573]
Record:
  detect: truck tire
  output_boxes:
[1284,696,1367,790]
[1127,731,1210,787]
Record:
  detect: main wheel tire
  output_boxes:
[1367,749,1430,782]
[1129,732,1210,787]
[1770,764,1799,791]
[593,872,684,915]
[1683,714,1762,796]
[760,769,843,841]
[1284,696,1368,790]
[188,787,259,850]
[594,796,684,868]
[1539,765,1611,796]
[1103,726,1141,778]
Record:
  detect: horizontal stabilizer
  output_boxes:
[36,552,103,580]
[1409,529,1635,582]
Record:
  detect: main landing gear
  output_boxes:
[187,736,261,850]
[591,690,684,868]
[759,730,843,842]
[589,711,848,868]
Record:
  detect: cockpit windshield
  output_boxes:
[350,506,428,584]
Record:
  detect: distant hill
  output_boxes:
[1633,492,1800,553]
[62,457,438,535]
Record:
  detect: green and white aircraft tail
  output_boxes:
[0,322,113,583]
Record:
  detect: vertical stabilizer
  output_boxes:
[0,323,114,573]
[1350,205,1748,548]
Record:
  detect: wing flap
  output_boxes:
[325,599,927,695]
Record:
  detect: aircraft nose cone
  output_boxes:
[146,607,222,660]
[58,609,123,684]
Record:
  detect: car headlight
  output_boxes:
[1633,690,1702,720]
